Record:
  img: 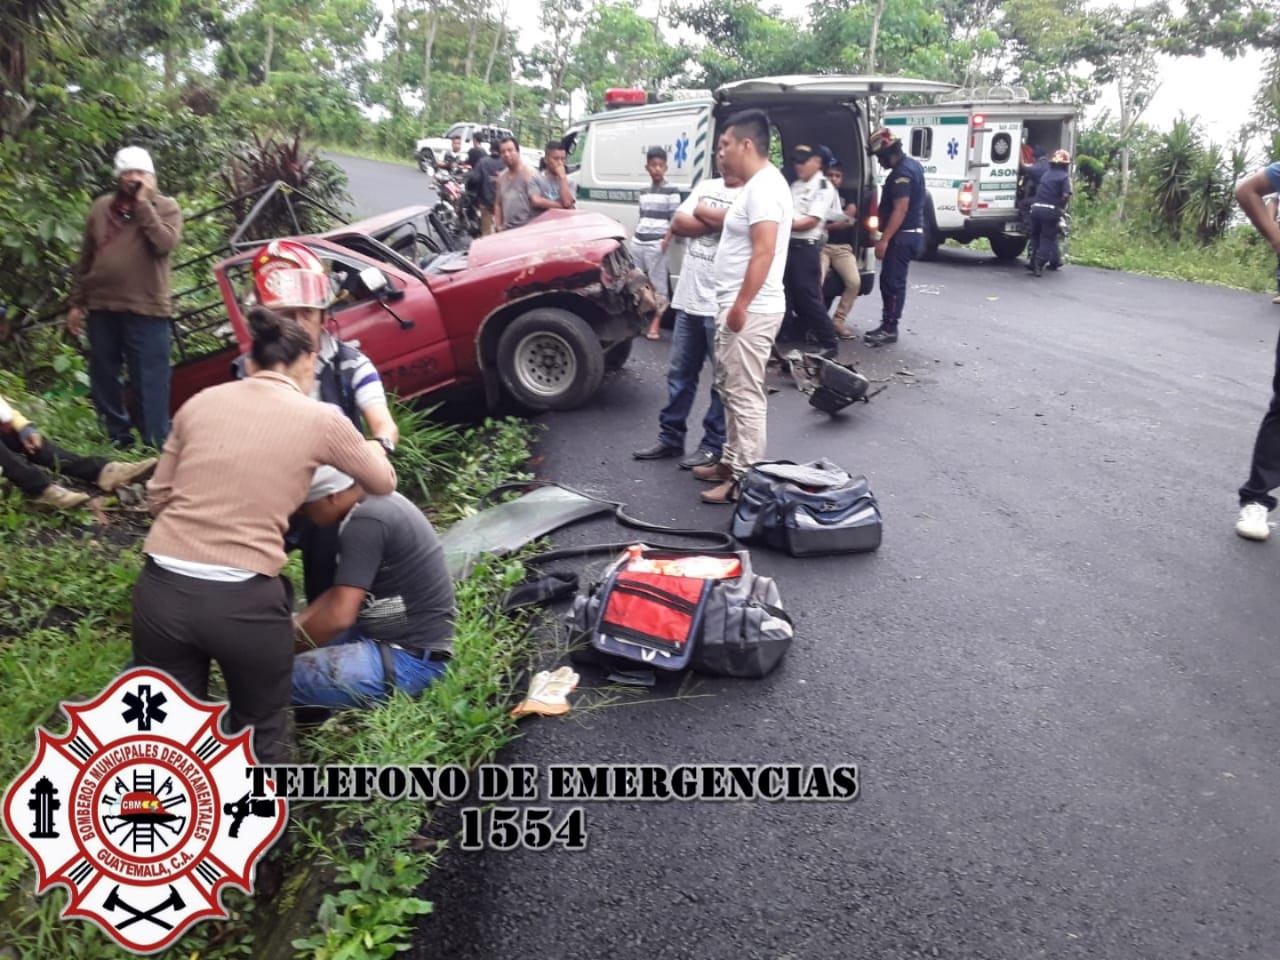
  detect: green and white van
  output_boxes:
[880,86,1078,260]
[562,75,957,296]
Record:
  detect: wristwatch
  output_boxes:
[376,437,396,457]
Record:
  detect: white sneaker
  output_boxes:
[1235,502,1271,541]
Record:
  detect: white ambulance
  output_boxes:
[880,86,1078,260]
[561,75,957,298]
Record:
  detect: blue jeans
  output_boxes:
[291,629,448,709]
[87,310,172,448]
[879,232,925,330]
[657,311,726,454]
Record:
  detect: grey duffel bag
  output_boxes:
[731,459,883,557]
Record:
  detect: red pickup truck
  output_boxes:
[170,206,654,412]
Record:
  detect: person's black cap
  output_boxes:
[792,144,835,168]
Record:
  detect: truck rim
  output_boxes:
[513,331,577,398]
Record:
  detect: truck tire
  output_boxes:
[989,234,1027,261]
[497,308,606,411]
[604,338,633,370]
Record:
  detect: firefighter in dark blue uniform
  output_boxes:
[864,128,926,346]
[1018,145,1048,268]
[1029,149,1073,277]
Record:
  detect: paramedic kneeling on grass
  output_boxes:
[290,467,455,708]
[132,309,396,765]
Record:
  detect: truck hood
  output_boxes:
[463,210,625,269]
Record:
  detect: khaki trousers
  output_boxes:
[714,308,784,478]
[820,243,861,324]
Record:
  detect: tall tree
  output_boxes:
[1085,4,1164,220]
[673,0,815,88]
[531,0,584,128]
[572,2,679,114]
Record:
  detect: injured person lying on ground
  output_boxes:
[290,467,457,711]
[0,390,156,510]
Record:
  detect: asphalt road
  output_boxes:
[336,154,1280,960]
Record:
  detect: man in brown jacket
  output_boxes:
[66,146,183,449]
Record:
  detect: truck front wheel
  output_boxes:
[989,234,1027,260]
[497,308,606,411]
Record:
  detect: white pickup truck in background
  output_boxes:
[415,121,544,173]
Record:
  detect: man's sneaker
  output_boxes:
[1235,502,1271,541]
[863,326,898,346]
[97,458,158,493]
[33,484,91,510]
[632,443,682,461]
[679,449,719,470]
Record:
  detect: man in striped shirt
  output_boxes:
[631,146,682,339]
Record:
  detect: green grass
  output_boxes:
[1066,221,1276,293]
[0,363,540,958]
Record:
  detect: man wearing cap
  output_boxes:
[290,468,456,708]
[67,146,184,448]
[865,129,926,346]
[779,144,840,358]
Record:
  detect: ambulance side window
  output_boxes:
[564,130,585,174]
[991,133,1012,164]
[910,127,933,160]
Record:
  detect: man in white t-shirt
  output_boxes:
[632,173,743,470]
[779,144,839,357]
[693,109,793,505]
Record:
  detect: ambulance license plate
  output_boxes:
[1005,221,1022,232]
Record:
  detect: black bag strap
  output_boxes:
[757,601,793,626]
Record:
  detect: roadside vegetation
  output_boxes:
[0,351,541,959]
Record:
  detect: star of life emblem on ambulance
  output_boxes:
[947,137,960,159]
[2,669,287,955]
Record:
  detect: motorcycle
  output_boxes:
[431,166,482,243]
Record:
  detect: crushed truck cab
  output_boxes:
[169,207,653,415]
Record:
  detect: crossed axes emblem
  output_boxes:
[102,883,185,931]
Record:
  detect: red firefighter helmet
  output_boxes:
[1051,149,1072,164]
[867,128,900,155]
[251,239,333,310]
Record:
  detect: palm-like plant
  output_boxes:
[1147,114,1201,240]
[1181,142,1234,244]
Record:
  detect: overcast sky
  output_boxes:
[387,1,1268,152]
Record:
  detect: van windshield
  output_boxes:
[444,124,468,139]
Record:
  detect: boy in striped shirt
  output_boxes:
[631,146,682,339]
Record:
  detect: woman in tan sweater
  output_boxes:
[131,307,397,764]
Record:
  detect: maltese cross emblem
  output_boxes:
[3,669,287,954]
